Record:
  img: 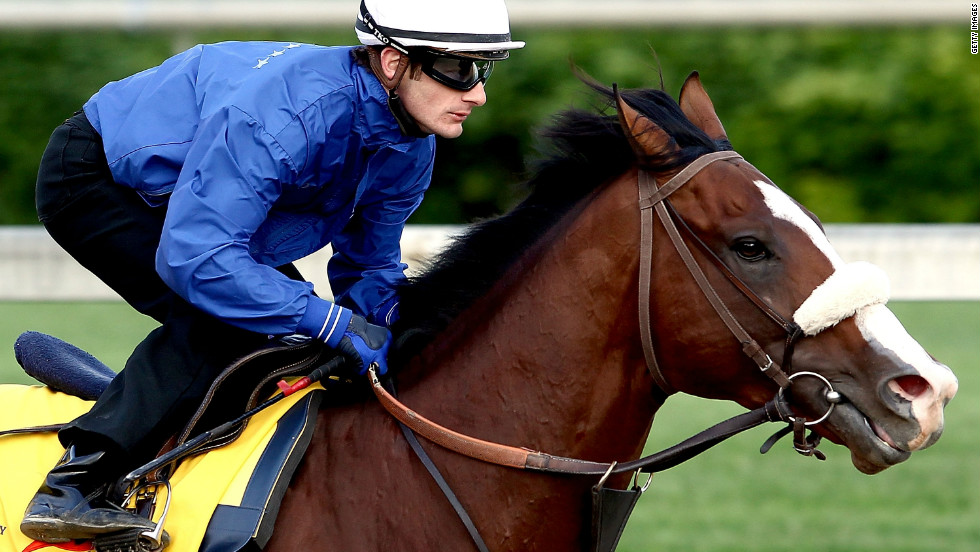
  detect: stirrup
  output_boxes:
[94,479,172,551]
[94,527,170,552]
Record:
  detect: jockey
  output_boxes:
[21,0,523,543]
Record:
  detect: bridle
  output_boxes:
[633,150,839,457]
[369,149,841,473]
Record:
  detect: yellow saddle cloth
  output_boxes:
[0,383,323,552]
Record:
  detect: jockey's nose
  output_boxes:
[463,82,487,106]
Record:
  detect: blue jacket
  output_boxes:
[83,42,435,337]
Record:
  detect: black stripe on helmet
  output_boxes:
[356,20,514,46]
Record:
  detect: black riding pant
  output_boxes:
[35,112,277,470]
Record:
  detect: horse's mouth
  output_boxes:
[866,417,901,450]
[827,402,911,474]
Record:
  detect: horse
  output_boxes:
[255,72,957,551]
[2,72,958,552]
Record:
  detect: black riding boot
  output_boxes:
[20,445,156,543]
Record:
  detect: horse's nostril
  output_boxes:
[889,375,931,400]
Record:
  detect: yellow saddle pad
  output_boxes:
[0,383,323,552]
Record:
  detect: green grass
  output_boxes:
[0,302,157,381]
[1,301,977,551]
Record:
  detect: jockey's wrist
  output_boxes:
[297,298,352,348]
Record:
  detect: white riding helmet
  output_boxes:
[355,0,525,61]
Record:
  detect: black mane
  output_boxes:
[390,82,729,365]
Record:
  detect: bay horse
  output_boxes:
[0,70,959,552]
[255,73,958,551]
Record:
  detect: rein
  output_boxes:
[371,367,795,477]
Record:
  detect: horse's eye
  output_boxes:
[732,238,769,261]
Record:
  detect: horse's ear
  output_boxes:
[614,84,676,158]
[678,71,728,142]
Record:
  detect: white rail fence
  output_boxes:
[1,224,978,302]
[0,0,966,28]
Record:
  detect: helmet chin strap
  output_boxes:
[368,49,430,138]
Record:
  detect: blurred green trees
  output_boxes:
[1,25,977,225]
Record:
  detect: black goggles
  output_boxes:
[416,52,494,91]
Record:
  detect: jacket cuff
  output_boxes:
[298,297,352,348]
[373,296,400,327]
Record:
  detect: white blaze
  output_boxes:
[755,181,843,267]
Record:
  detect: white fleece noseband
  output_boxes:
[793,261,891,336]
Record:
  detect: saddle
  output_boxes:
[2,331,335,552]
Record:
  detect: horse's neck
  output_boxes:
[399,173,661,460]
[272,175,665,552]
